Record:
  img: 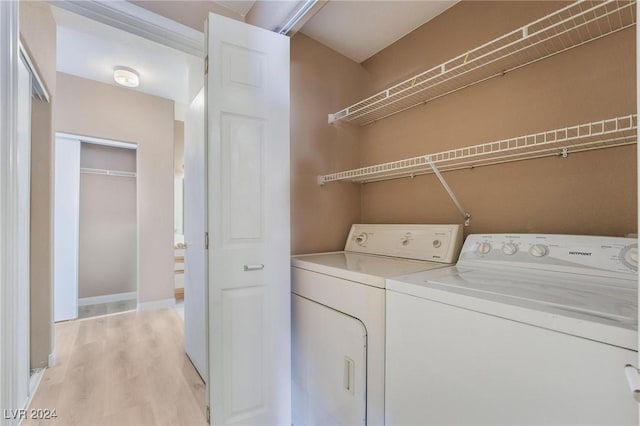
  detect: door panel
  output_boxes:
[206,13,290,426]
[184,88,207,380]
[222,286,268,422]
[292,295,367,426]
[53,136,80,322]
[221,114,264,243]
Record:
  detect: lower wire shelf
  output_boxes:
[318,114,637,185]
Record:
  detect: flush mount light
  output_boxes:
[113,66,139,88]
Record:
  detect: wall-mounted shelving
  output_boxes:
[328,0,636,126]
[80,167,137,178]
[318,115,637,185]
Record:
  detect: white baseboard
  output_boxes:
[48,351,56,367]
[137,298,176,311]
[28,368,45,398]
[78,291,136,306]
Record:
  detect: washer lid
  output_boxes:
[387,266,638,350]
[292,251,451,288]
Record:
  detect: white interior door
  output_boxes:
[206,13,290,425]
[16,52,32,410]
[184,87,207,380]
[54,136,80,322]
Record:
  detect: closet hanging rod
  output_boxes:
[80,167,136,178]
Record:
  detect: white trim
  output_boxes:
[18,43,49,102]
[26,368,45,408]
[56,132,137,150]
[1,1,20,422]
[52,0,205,57]
[137,298,176,311]
[47,352,56,368]
[78,292,137,307]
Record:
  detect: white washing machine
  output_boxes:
[386,233,638,425]
[291,224,463,426]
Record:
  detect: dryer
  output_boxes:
[291,224,463,426]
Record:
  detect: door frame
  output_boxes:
[53,132,139,320]
[0,0,22,421]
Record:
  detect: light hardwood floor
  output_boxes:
[24,308,207,426]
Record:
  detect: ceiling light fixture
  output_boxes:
[113,66,139,88]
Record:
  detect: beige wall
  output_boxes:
[290,34,367,254]
[357,1,637,237]
[20,0,56,369]
[78,144,137,299]
[55,72,175,304]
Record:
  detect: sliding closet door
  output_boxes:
[16,51,32,411]
[54,136,80,322]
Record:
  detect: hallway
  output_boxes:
[24,309,206,426]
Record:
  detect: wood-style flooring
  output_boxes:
[24,308,207,426]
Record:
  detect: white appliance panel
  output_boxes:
[292,251,451,288]
[386,233,638,425]
[345,224,462,263]
[386,292,638,425]
[292,295,366,426]
[460,234,638,278]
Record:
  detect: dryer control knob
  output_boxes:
[354,233,368,245]
[432,240,442,248]
[476,242,492,255]
[502,242,518,255]
[529,244,549,258]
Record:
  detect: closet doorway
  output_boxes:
[54,133,138,321]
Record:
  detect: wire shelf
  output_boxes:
[328,0,636,126]
[318,115,637,185]
[80,167,137,178]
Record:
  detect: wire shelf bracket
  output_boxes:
[328,0,636,126]
[428,159,471,226]
[318,114,637,186]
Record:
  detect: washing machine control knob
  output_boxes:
[502,242,518,255]
[432,239,442,248]
[476,242,492,255]
[624,246,638,267]
[529,244,549,258]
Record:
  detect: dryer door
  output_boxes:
[292,294,367,426]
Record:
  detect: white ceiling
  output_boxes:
[215,0,257,17]
[52,6,203,120]
[301,1,458,63]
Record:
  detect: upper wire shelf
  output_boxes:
[328,0,636,126]
[318,115,637,185]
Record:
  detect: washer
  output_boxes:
[291,224,463,426]
[386,233,638,425]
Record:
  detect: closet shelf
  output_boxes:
[80,167,137,178]
[318,115,637,185]
[328,0,636,126]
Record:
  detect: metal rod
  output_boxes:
[428,159,470,226]
[80,167,136,178]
